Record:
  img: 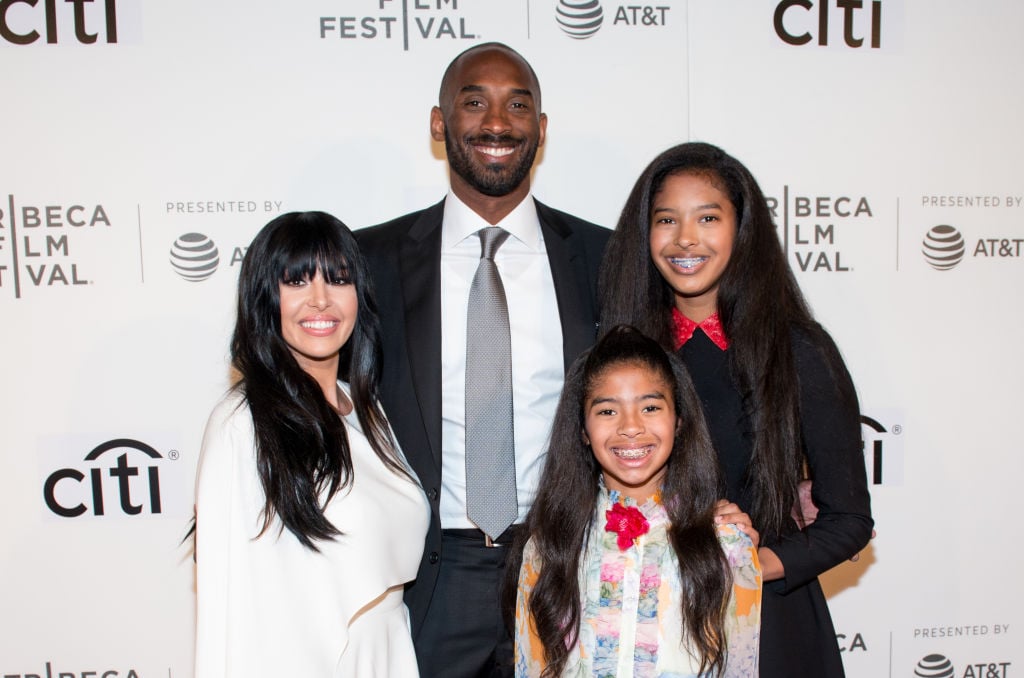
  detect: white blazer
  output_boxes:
[194,384,428,677]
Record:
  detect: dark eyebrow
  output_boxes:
[652,202,722,213]
[588,392,667,406]
[458,85,535,98]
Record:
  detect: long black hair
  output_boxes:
[509,325,732,676]
[232,211,406,550]
[599,141,853,541]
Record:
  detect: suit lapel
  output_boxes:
[398,201,444,471]
[537,200,597,372]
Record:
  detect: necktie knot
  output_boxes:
[478,227,510,261]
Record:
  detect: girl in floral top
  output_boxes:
[510,325,761,677]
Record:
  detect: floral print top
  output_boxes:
[514,487,762,677]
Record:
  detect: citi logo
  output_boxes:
[922,225,965,271]
[556,0,603,39]
[860,414,903,486]
[170,232,220,281]
[774,0,882,49]
[0,0,119,45]
[43,438,170,518]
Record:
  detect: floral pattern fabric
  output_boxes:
[515,488,761,677]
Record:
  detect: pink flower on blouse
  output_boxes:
[605,503,650,551]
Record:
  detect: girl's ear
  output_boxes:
[582,429,590,446]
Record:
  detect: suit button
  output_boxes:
[428,551,440,564]
[427,488,439,502]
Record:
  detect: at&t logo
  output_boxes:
[0,0,119,44]
[556,0,603,39]
[921,224,1024,271]
[916,654,1012,678]
[555,0,670,40]
[774,0,883,48]
[917,654,956,678]
[170,232,220,282]
[43,438,175,518]
[922,225,965,271]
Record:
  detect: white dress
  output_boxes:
[194,383,429,677]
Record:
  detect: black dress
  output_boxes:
[678,326,873,678]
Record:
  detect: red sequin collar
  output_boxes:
[672,308,729,351]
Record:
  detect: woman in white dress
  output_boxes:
[194,211,428,677]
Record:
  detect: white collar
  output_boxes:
[441,190,542,251]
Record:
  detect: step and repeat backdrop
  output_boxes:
[2,1,1021,676]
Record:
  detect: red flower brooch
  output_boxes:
[605,502,650,551]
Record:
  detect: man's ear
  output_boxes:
[430,106,445,143]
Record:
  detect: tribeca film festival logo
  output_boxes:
[42,437,185,519]
[773,0,884,49]
[767,187,874,273]
[319,0,478,50]
[3,660,145,678]
[0,195,112,299]
[556,0,671,40]
[836,630,867,654]
[0,0,119,45]
[915,653,1012,678]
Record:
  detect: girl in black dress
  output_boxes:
[598,142,874,677]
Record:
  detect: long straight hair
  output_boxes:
[598,141,852,541]
[232,211,407,550]
[510,325,732,676]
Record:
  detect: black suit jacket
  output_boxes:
[355,198,609,635]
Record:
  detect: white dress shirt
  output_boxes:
[438,191,564,529]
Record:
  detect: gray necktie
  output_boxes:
[465,226,517,541]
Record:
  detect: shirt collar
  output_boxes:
[441,190,541,251]
[671,308,730,351]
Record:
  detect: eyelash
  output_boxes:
[283,277,351,287]
[654,215,718,225]
[594,405,661,416]
[463,100,529,110]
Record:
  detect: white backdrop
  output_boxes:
[2,1,1021,676]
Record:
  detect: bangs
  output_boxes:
[277,234,352,284]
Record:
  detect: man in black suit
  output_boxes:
[356,43,609,677]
